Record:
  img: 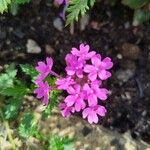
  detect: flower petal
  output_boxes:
[101,57,113,69]
[96,106,107,116]
[88,94,98,106]
[82,108,90,118]
[88,72,97,81]
[71,48,79,56]
[84,65,95,73]
[91,54,101,67]
[64,95,75,106]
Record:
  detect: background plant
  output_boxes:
[0,0,150,25]
[0,63,74,149]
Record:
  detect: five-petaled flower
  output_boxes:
[84,54,113,81]
[82,105,107,124]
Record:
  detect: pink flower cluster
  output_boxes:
[34,44,113,124]
[34,57,53,105]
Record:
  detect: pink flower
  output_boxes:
[35,57,53,78]
[64,85,86,112]
[34,74,45,85]
[84,54,113,81]
[65,54,84,78]
[56,76,75,90]
[82,105,107,124]
[34,81,50,105]
[59,103,75,117]
[71,44,96,60]
[83,81,108,106]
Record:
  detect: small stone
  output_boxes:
[53,17,63,31]
[120,43,140,60]
[26,39,41,54]
[45,44,55,55]
[117,54,123,59]
[116,69,134,83]
[124,22,130,29]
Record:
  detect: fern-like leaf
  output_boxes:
[19,113,38,138]
[4,98,22,120]
[0,64,17,89]
[0,84,29,98]
[20,64,38,82]
[49,135,74,150]
[0,0,11,13]
[66,0,95,26]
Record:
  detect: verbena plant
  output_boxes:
[0,64,74,149]
[0,43,113,149]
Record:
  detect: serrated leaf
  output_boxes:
[0,64,17,89]
[66,0,95,26]
[0,84,29,98]
[4,98,22,120]
[49,135,74,150]
[20,64,38,82]
[122,0,150,9]
[42,90,60,119]
[0,0,11,13]
[19,113,38,138]
[133,9,150,26]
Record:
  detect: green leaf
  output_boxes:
[0,64,17,89]
[66,0,95,26]
[0,84,29,98]
[49,135,74,150]
[0,0,11,13]
[133,9,150,26]
[14,0,31,4]
[42,90,60,119]
[20,64,38,82]
[4,98,22,120]
[122,0,150,9]
[19,113,38,138]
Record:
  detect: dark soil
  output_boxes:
[0,0,150,144]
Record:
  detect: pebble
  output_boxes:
[45,44,55,55]
[124,22,130,29]
[53,17,63,31]
[116,69,134,83]
[26,39,41,54]
[117,53,123,59]
[120,43,140,60]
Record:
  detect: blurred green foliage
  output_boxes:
[0,64,73,149]
[121,0,150,25]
